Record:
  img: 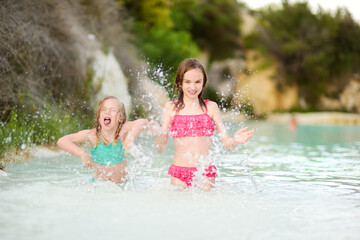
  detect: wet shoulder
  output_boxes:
[83,128,96,138]
[118,121,131,141]
[87,128,98,146]
[164,101,177,117]
[122,121,131,130]
[205,100,219,111]
[205,100,220,118]
[165,101,176,110]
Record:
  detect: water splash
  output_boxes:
[207,75,260,192]
[91,49,132,111]
[127,61,170,119]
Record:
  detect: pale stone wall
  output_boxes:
[340,79,360,112]
[234,50,298,114]
[58,5,169,116]
[267,112,360,125]
[318,78,360,113]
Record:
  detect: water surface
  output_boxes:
[1,121,359,240]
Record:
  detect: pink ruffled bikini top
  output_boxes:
[170,100,215,137]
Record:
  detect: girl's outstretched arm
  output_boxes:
[155,101,173,153]
[209,101,254,150]
[121,119,150,152]
[57,129,94,168]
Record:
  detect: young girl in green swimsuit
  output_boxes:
[57,96,155,183]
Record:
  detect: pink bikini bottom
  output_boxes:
[168,164,217,186]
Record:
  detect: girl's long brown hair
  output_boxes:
[173,58,208,112]
[93,96,126,145]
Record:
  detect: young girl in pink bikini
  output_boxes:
[155,58,254,189]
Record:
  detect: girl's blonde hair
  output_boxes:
[93,96,126,145]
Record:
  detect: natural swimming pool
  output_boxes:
[1,121,359,240]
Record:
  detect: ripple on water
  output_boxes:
[1,122,360,240]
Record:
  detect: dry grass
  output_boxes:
[0,0,131,118]
[0,0,85,113]
[0,0,134,164]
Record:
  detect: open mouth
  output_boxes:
[104,117,111,126]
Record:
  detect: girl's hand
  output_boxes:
[234,127,255,144]
[80,153,93,168]
[148,121,162,136]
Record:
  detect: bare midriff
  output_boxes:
[93,160,128,183]
[172,136,212,167]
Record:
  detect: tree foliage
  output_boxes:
[249,1,360,104]
[184,0,243,60]
[120,0,173,29]
[121,0,199,90]
[121,0,244,92]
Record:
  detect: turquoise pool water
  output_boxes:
[1,121,359,240]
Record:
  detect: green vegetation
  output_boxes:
[121,0,243,90]
[183,0,243,60]
[0,0,112,166]
[135,24,200,91]
[2,0,360,166]
[0,0,86,115]
[246,1,360,106]
[0,103,92,163]
[121,0,199,90]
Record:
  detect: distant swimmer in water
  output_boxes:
[288,114,298,132]
[57,96,158,183]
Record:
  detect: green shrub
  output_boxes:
[0,103,92,165]
[122,0,244,93]
[248,1,360,106]
[136,24,200,92]
[184,0,243,61]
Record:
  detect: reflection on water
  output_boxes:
[1,122,360,240]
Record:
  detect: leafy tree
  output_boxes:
[136,24,200,91]
[176,0,243,61]
[121,0,200,92]
[249,1,360,106]
[120,0,173,29]
[330,9,360,81]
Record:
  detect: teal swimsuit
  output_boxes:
[90,140,126,166]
